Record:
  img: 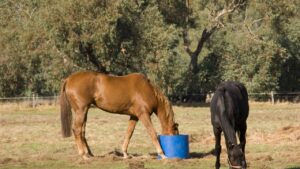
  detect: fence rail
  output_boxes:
[0,95,59,108]
[0,96,58,100]
[0,91,299,108]
[169,91,300,103]
[247,92,300,104]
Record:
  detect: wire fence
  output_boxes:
[0,95,59,108]
[0,91,299,108]
[248,92,300,103]
[171,91,300,103]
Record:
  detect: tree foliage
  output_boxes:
[0,0,299,99]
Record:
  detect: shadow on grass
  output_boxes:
[98,150,157,160]
[142,149,215,159]
[98,149,215,160]
[285,167,300,169]
[174,102,210,108]
[189,149,214,159]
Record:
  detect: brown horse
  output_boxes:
[60,71,179,159]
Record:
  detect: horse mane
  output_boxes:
[152,85,175,124]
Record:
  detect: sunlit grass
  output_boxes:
[1,103,300,168]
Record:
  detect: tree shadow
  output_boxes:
[285,167,300,169]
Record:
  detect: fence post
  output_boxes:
[32,93,38,108]
[271,91,274,104]
[54,94,56,106]
[35,93,38,107]
[32,93,35,108]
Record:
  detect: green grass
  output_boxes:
[1,103,300,169]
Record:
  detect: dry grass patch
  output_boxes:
[1,103,300,168]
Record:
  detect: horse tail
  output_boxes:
[217,87,226,115]
[217,87,238,143]
[60,79,72,137]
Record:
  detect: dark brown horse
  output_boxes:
[60,71,179,159]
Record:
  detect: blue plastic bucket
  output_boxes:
[158,134,189,159]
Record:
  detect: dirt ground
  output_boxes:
[0,103,300,169]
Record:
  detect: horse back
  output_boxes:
[96,72,158,114]
[64,71,157,114]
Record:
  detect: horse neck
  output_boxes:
[152,85,175,135]
[157,99,175,135]
[221,117,238,146]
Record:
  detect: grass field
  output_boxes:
[1,103,300,169]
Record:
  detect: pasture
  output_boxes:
[1,103,300,169]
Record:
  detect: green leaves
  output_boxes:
[0,0,299,98]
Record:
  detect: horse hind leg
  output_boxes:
[82,110,94,157]
[122,116,138,158]
[73,106,93,160]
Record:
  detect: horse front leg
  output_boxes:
[239,124,247,153]
[139,113,166,159]
[213,126,222,169]
[122,116,138,158]
[239,123,247,168]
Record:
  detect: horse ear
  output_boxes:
[173,123,179,129]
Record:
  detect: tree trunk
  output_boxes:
[183,0,245,75]
[183,27,217,74]
[79,42,108,74]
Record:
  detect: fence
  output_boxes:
[169,91,300,104]
[0,95,59,108]
[0,91,299,108]
[248,92,300,103]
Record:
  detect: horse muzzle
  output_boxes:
[227,159,246,169]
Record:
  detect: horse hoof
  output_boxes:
[123,154,129,159]
[160,154,167,159]
[123,155,132,159]
[82,154,93,161]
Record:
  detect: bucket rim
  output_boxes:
[158,134,189,137]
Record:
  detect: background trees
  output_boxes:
[0,0,299,100]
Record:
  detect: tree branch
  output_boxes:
[183,28,193,56]
[189,27,217,73]
[79,42,108,74]
[183,0,246,74]
[213,0,246,27]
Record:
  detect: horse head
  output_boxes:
[228,144,247,169]
[162,122,179,135]
[171,123,179,135]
